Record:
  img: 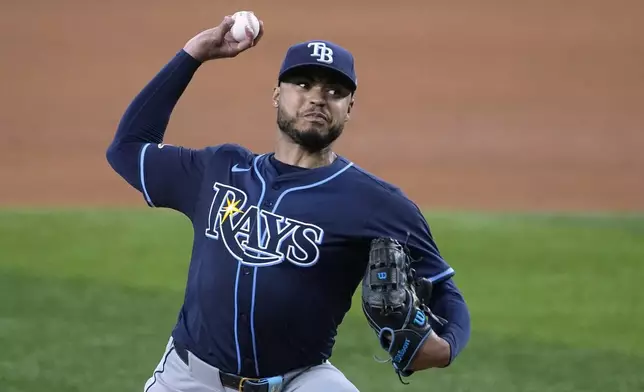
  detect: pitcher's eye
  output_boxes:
[289,80,310,89]
[327,86,350,98]
[285,77,310,89]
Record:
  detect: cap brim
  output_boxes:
[279,63,357,92]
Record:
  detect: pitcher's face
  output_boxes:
[273,66,354,152]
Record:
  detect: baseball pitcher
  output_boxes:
[106,13,471,392]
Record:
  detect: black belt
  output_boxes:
[174,343,283,392]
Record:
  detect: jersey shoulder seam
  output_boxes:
[203,143,255,166]
[345,162,417,207]
[343,162,423,235]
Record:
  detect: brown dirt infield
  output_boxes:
[1,1,642,212]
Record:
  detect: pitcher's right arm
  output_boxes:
[106,16,263,217]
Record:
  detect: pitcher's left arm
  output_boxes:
[409,278,470,370]
[362,190,471,379]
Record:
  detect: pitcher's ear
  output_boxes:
[346,97,355,120]
[272,86,280,107]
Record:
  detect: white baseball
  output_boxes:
[230,11,260,42]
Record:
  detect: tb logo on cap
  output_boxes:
[308,42,334,64]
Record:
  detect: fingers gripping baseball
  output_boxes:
[183,13,264,62]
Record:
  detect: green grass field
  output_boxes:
[1,209,643,392]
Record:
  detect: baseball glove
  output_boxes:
[361,237,446,382]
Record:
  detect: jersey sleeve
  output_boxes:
[104,49,216,218]
[138,143,219,216]
[366,190,455,284]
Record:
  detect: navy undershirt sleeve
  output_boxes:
[429,278,471,365]
[106,50,217,217]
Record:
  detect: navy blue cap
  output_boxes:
[278,40,358,91]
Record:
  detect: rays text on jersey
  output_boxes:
[205,182,324,267]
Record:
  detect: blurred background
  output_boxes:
[1,1,642,391]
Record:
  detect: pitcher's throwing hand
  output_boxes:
[183,14,264,62]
